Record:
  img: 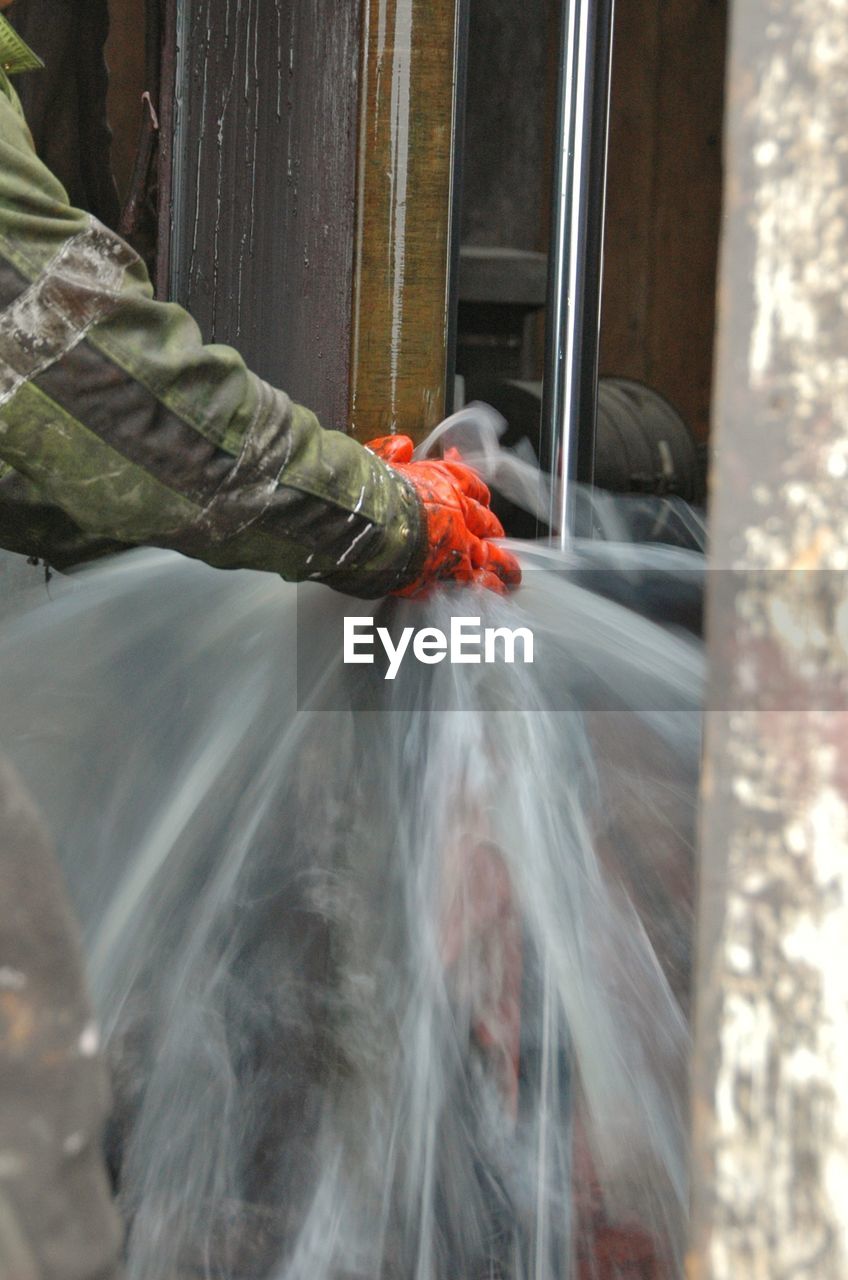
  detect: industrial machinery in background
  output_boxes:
[455,241,705,531]
[454,0,712,542]
[458,371,703,541]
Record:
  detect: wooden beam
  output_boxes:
[349,0,461,444]
[600,0,727,444]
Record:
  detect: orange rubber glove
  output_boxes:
[366,435,521,597]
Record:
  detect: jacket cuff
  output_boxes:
[319,477,428,599]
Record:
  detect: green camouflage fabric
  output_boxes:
[0,15,43,74]
[0,28,426,596]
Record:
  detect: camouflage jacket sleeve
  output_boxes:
[0,65,427,597]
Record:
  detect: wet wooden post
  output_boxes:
[691,1,848,1276]
[349,0,463,444]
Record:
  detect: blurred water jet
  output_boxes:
[0,409,703,1279]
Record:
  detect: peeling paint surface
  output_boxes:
[693,1,848,1277]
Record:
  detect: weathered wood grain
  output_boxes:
[598,0,660,396]
[600,0,727,443]
[349,0,460,443]
[105,0,148,203]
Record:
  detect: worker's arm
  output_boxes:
[0,462,127,567]
[0,71,426,597]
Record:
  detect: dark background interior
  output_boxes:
[458,0,727,448]
[9,0,727,449]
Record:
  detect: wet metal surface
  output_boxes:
[542,0,614,537]
[165,0,361,429]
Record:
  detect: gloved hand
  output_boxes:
[366,435,521,596]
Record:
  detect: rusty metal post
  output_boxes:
[349,0,464,444]
[691,1,848,1277]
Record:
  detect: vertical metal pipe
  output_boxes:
[542,0,614,543]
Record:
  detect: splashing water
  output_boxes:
[0,409,703,1279]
